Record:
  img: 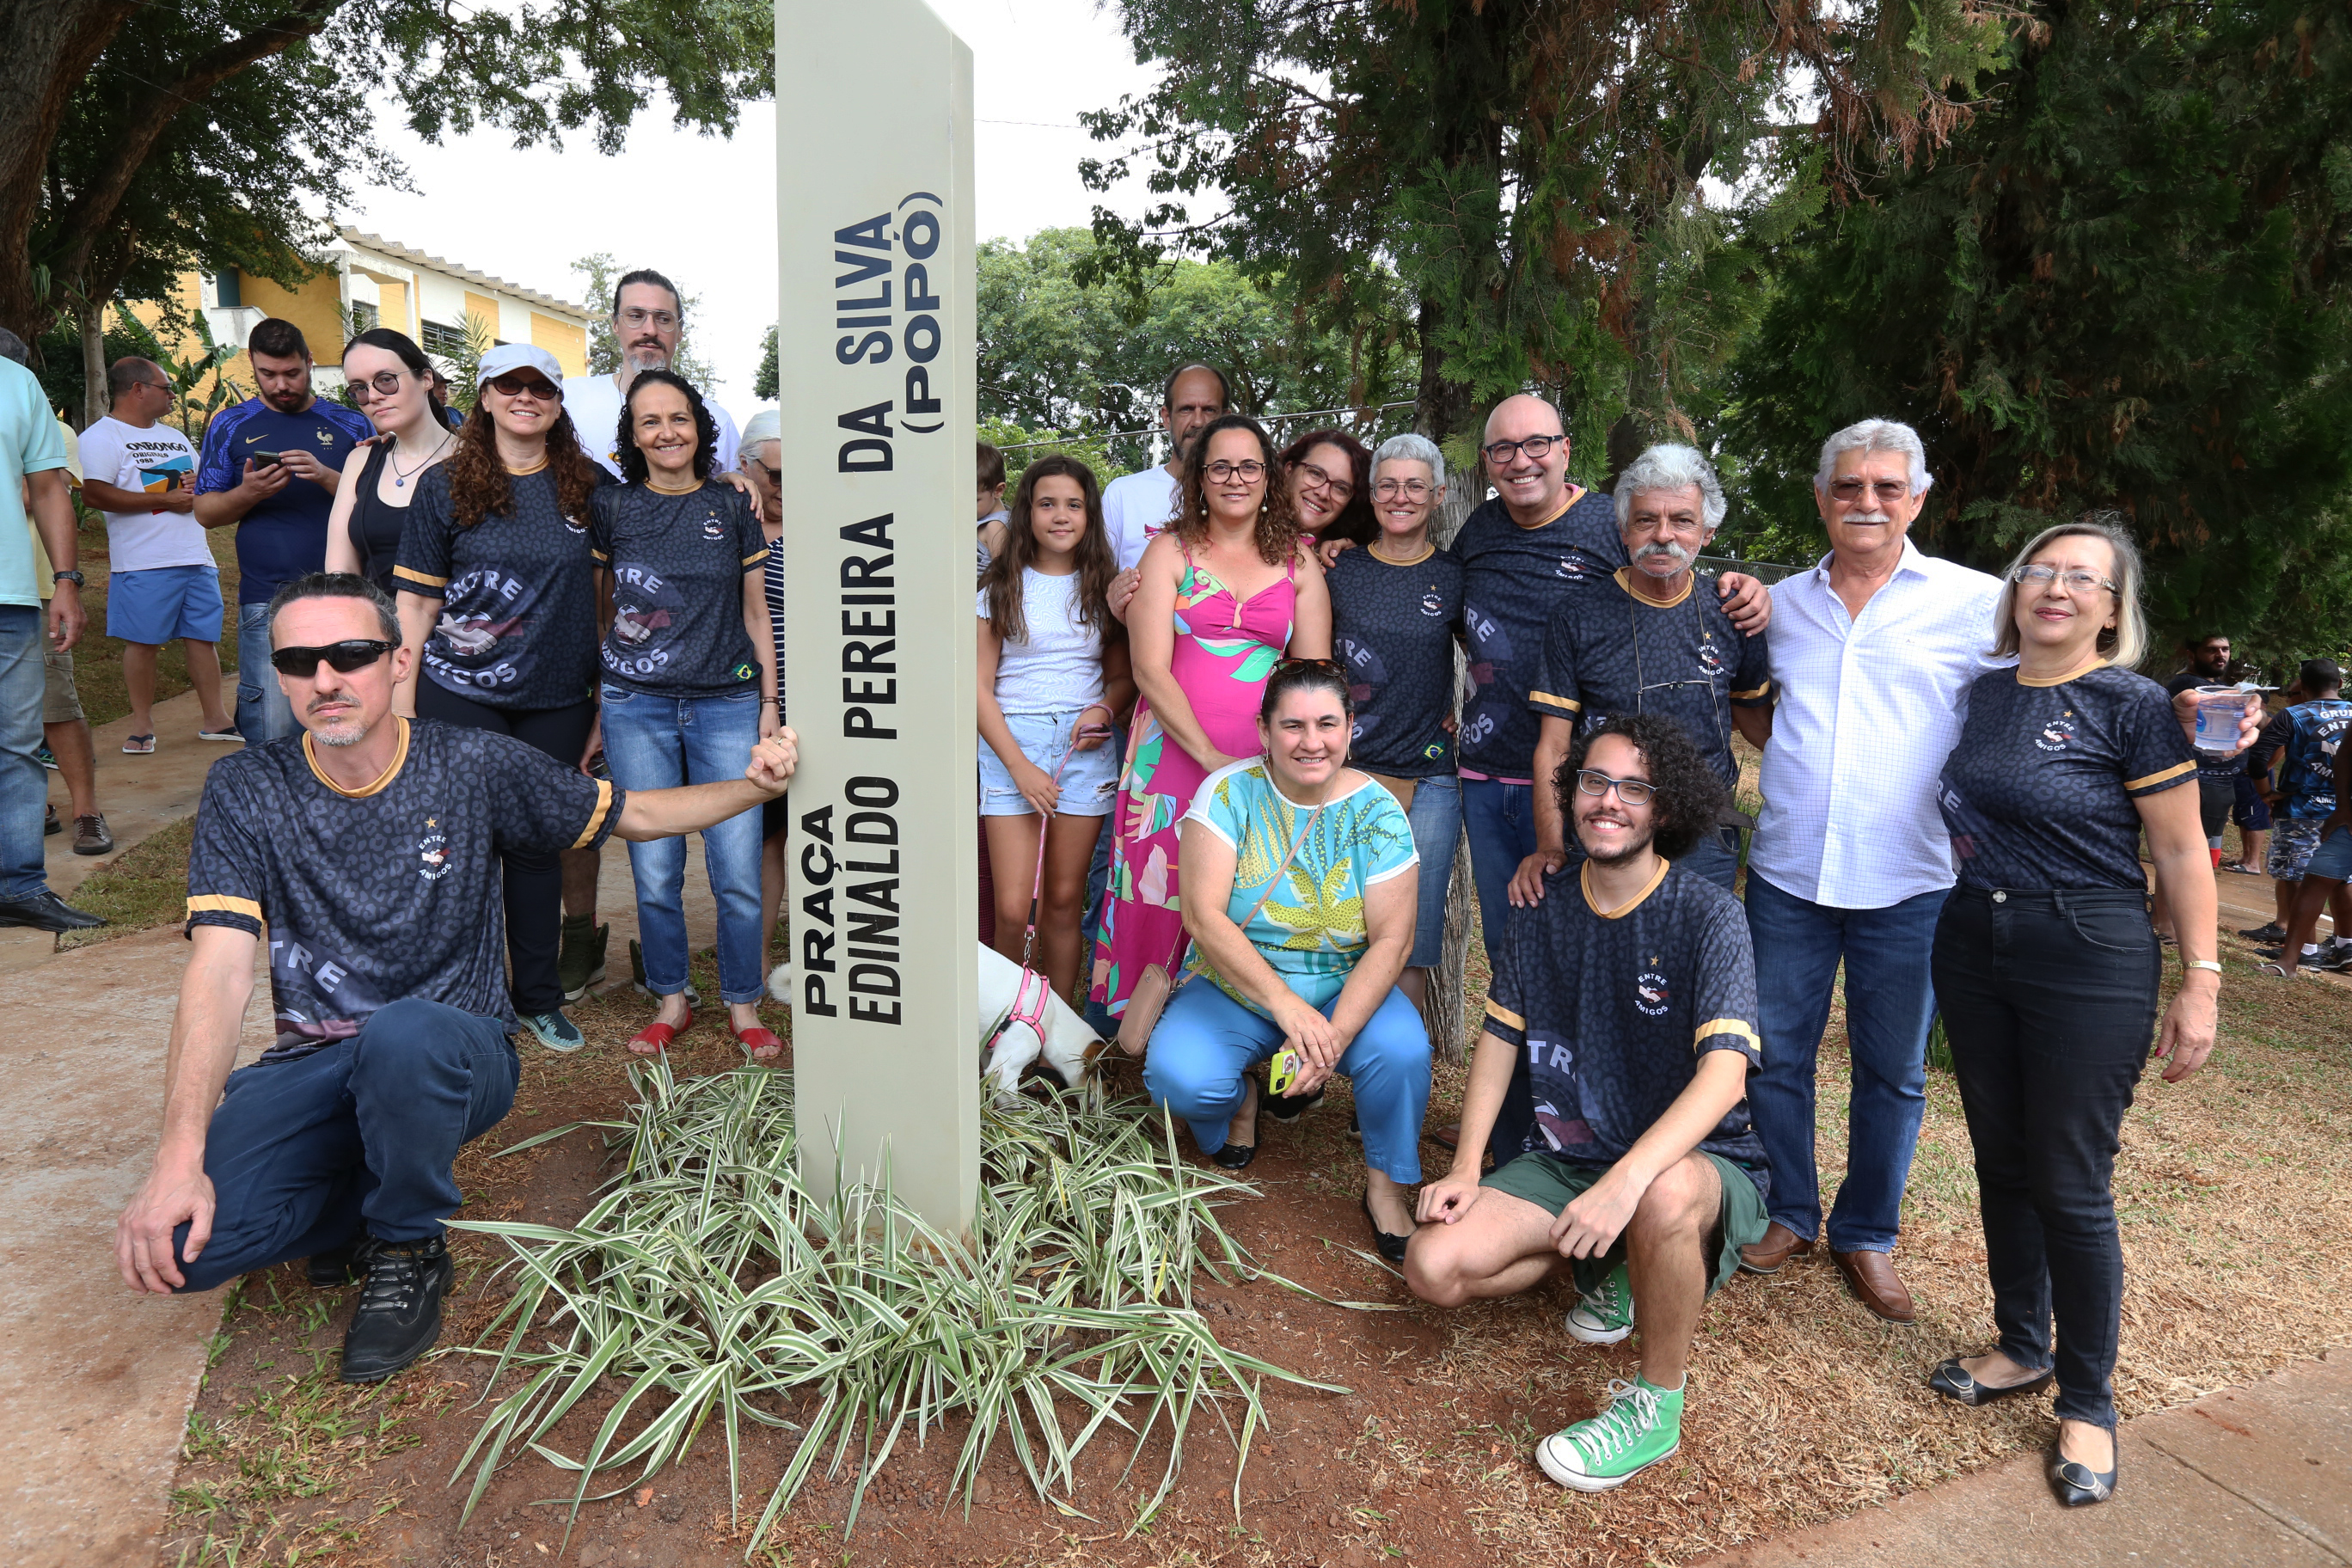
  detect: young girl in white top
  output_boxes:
[977,454,1133,1002]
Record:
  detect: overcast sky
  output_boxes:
[345,0,1164,417]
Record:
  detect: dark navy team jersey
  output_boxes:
[1481,858,1768,1198]
[395,463,607,710]
[1939,665,2196,890]
[194,396,372,603]
[1527,568,1770,790]
[1453,490,1627,779]
[589,481,770,697]
[185,719,624,1052]
[1327,541,1464,777]
[2249,697,2352,818]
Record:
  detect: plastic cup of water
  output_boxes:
[2194,684,2248,754]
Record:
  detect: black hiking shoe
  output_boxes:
[340,1234,454,1383]
[306,1236,370,1288]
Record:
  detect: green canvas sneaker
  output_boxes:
[1535,1376,1683,1491]
[1565,1262,1635,1344]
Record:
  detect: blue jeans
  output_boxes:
[171,999,518,1291]
[1144,979,1432,1183]
[1402,775,1462,969]
[599,683,768,1004]
[0,606,47,900]
[1677,825,1742,893]
[236,599,297,742]
[1461,776,1537,961]
[1744,872,1948,1253]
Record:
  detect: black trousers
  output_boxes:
[1932,884,2159,1428]
[416,681,597,1014]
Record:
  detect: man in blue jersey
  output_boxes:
[2252,658,2352,976]
[194,319,372,742]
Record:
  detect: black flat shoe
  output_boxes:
[1263,1086,1325,1123]
[1926,1356,2055,1407]
[2048,1440,2118,1507]
[1361,1193,1411,1263]
[1209,1140,1257,1170]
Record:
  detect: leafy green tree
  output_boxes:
[754,323,778,402]
[1,0,771,343]
[1726,0,2352,649]
[1081,0,2006,452]
[573,251,720,391]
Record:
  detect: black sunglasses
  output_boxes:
[484,372,560,399]
[271,639,396,677]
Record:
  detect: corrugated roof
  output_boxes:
[337,228,595,324]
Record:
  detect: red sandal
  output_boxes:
[733,1022,783,1063]
[628,1007,693,1056]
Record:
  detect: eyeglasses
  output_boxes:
[1205,459,1266,483]
[1574,768,1656,805]
[1828,477,1912,505]
[1277,657,1344,673]
[617,308,679,331]
[270,639,396,677]
[2014,564,2118,594]
[1292,461,1353,500]
[346,370,407,401]
[485,373,560,400]
[1481,434,1562,465]
[1374,478,1432,500]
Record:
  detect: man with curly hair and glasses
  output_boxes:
[1405,713,1769,1494]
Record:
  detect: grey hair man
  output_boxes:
[562,268,741,480]
[1735,416,2009,1324]
[1517,444,1773,899]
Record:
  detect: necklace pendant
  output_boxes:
[394,476,405,487]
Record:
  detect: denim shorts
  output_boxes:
[2303,824,2352,884]
[980,708,1120,818]
[107,564,224,646]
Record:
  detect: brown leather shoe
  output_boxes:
[72,812,113,856]
[1737,1221,1814,1275]
[1833,1248,1917,1323]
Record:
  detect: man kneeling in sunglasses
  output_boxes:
[113,573,799,1381]
[1404,714,1771,1492]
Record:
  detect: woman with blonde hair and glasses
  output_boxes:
[1090,413,1332,1038]
[1926,517,2256,1508]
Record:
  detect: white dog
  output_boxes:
[767,946,1101,1102]
[978,943,1100,1101]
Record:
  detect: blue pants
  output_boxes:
[1078,720,1126,1037]
[1744,872,1947,1253]
[599,683,768,1004]
[1144,979,1431,1183]
[1461,775,1537,961]
[1401,775,1462,968]
[172,999,518,1292]
[236,599,297,742]
[0,605,47,900]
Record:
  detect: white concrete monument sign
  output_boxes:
[776,0,979,1231]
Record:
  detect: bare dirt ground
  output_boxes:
[156,911,2352,1568]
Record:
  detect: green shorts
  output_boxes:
[1481,1149,1770,1298]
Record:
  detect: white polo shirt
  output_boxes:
[1101,464,1181,572]
[1749,536,2009,910]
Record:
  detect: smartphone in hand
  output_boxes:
[1268,1046,1302,1098]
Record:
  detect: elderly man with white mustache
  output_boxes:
[1731,418,2010,1327]
[1516,444,1774,898]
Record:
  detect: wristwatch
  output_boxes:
[52,569,83,587]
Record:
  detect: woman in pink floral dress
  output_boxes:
[1092,414,1332,1024]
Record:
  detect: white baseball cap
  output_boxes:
[476,343,565,389]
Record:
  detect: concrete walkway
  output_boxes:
[1706,1348,2351,1566]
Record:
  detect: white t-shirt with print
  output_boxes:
[1100,465,1181,573]
[977,568,1104,714]
[561,373,741,481]
[78,415,211,572]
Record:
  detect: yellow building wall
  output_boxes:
[462,291,501,341]
[236,270,346,361]
[371,278,412,338]
[530,315,587,377]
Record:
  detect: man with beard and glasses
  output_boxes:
[563,269,739,481]
[1517,444,1772,896]
[1104,364,1231,581]
[1735,418,2008,1326]
[193,318,372,741]
[1405,714,1769,1494]
[114,573,799,1383]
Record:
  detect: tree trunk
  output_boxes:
[0,0,134,340]
[77,295,106,429]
